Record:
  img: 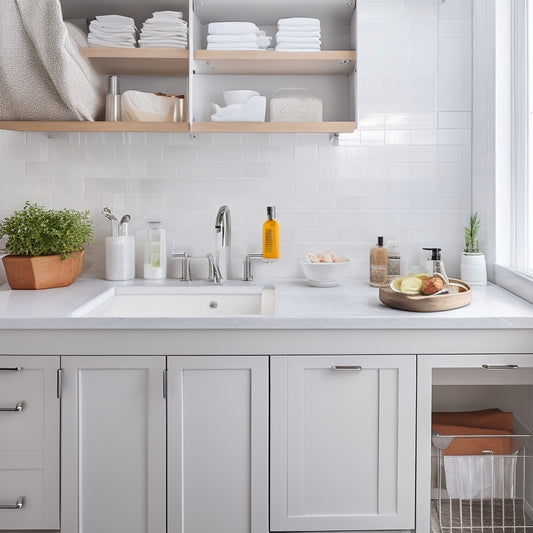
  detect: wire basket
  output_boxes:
[431,419,533,533]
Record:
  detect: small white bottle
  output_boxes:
[143,221,166,279]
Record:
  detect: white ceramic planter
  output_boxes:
[460,252,487,285]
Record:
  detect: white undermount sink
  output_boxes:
[72,284,275,317]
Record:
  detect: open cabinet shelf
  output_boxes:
[192,121,356,133]
[0,121,190,132]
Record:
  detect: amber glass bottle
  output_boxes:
[262,206,280,259]
[369,236,388,287]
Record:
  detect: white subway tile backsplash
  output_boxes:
[0,0,473,280]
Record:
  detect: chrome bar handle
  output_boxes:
[0,496,24,510]
[0,367,22,371]
[243,252,264,281]
[0,401,23,412]
[331,365,362,371]
[482,364,519,370]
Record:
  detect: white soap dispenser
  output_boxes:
[143,221,166,280]
[423,247,449,285]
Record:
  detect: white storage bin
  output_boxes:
[270,88,322,122]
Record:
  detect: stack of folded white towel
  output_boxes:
[275,17,321,51]
[139,11,188,48]
[88,15,137,48]
[207,22,271,51]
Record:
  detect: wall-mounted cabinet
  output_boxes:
[0,0,356,134]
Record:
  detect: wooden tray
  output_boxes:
[379,278,472,312]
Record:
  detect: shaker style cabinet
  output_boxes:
[270,355,416,532]
[166,356,269,533]
[0,356,59,530]
[60,356,166,533]
[0,0,356,134]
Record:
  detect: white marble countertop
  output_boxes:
[0,276,532,330]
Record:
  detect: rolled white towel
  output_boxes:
[276,30,321,38]
[207,33,258,43]
[278,17,320,27]
[208,21,260,35]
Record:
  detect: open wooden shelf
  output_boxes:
[193,50,356,75]
[192,121,356,133]
[0,121,190,132]
[79,47,189,76]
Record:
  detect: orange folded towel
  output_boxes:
[432,408,513,432]
[432,409,514,456]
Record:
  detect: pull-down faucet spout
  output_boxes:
[214,205,231,281]
[215,205,231,248]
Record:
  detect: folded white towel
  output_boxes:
[88,31,136,43]
[278,17,320,27]
[143,19,188,29]
[139,37,187,45]
[276,35,321,45]
[207,42,260,50]
[139,41,187,48]
[89,27,136,40]
[208,21,260,35]
[275,43,321,51]
[94,14,135,26]
[152,11,183,19]
[276,30,321,38]
[90,21,135,33]
[88,37,136,47]
[207,33,258,43]
[276,25,321,33]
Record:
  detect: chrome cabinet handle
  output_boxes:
[482,364,519,370]
[0,367,22,371]
[0,496,24,510]
[331,365,362,371]
[0,401,23,412]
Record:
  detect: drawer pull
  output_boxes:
[0,401,23,412]
[331,365,362,371]
[0,367,22,371]
[482,364,519,370]
[0,496,24,510]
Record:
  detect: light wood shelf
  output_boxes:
[193,50,356,75]
[0,121,189,132]
[79,47,189,76]
[192,121,356,133]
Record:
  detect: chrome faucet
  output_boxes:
[214,205,231,281]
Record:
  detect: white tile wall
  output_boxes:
[0,0,473,282]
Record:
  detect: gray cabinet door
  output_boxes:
[167,356,269,533]
[60,356,166,533]
[270,355,416,531]
[0,356,59,530]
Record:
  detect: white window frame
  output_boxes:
[494,0,533,303]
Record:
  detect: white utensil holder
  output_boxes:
[105,236,135,281]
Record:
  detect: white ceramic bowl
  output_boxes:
[300,259,351,287]
[223,90,260,105]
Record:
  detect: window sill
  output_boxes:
[494,264,533,305]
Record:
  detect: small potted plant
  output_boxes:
[0,202,93,289]
[460,212,487,285]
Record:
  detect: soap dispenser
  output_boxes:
[143,220,166,280]
[423,247,449,285]
[262,206,280,260]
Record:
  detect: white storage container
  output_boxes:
[270,88,323,122]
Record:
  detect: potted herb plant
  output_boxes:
[460,212,487,285]
[0,202,93,289]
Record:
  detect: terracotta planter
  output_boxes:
[2,250,84,290]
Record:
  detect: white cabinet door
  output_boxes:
[167,356,269,533]
[61,356,166,533]
[270,355,416,531]
[0,356,59,530]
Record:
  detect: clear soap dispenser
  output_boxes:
[423,247,449,285]
[143,221,166,280]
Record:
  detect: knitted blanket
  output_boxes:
[0,0,104,120]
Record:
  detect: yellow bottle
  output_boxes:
[262,206,280,259]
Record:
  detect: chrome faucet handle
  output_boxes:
[171,251,191,282]
[243,252,264,282]
[207,253,223,284]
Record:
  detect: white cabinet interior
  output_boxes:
[0,0,356,134]
[270,355,416,532]
[167,356,269,533]
[60,356,166,533]
[0,356,59,531]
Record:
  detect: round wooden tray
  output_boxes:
[379,278,472,312]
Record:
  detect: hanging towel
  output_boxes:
[208,21,260,35]
[0,0,104,120]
